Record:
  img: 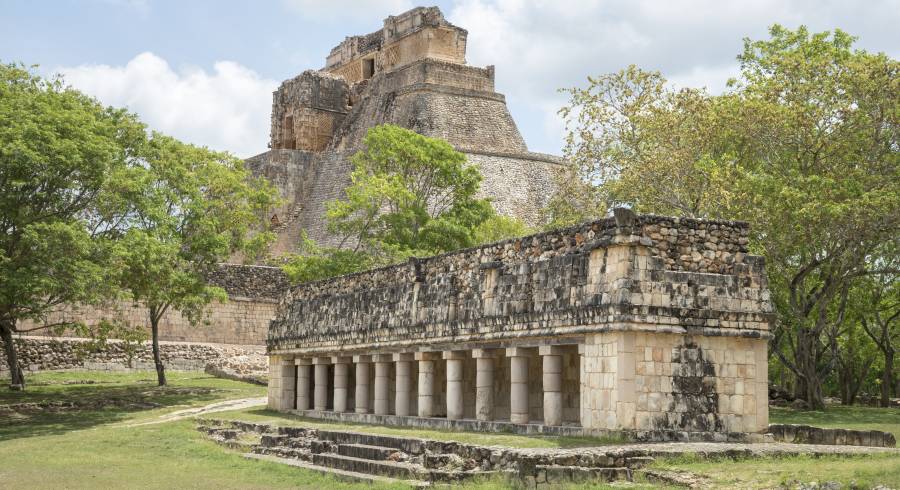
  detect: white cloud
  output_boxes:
[60,52,278,158]
[448,0,900,154]
[282,0,414,21]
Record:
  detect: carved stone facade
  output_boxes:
[267,211,773,440]
[248,6,563,251]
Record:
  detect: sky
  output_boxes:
[2,0,898,158]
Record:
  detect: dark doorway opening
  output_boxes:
[363,58,375,79]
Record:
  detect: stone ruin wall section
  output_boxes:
[268,213,772,434]
[17,264,288,346]
[269,214,770,354]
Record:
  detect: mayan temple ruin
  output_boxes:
[245,6,562,254]
[267,208,773,439]
[249,6,775,441]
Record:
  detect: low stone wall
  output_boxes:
[768,424,896,448]
[0,336,264,376]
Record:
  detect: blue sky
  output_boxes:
[3,0,898,157]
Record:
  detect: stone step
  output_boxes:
[534,465,632,484]
[253,445,311,460]
[337,443,403,461]
[317,430,427,454]
[312,452,424,480]
[244,453,427,487]
[259,433,288,447]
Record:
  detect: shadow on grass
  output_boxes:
[223,407,624,448]
[0,380,230,441]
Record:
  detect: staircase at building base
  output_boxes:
[198,419,642,487]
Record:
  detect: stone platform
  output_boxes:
[285,408,767,443]
[199,418,899,488]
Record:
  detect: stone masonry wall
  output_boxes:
[19,264,287,346]
[580,331,768,435]
[0,336,264,375]
[269,213,770,354]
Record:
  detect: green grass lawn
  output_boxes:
[2,370,899,489]
[651,452,900,488]
[770,404,900,440]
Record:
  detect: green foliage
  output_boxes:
[328,125,494,258]
[0,62,147,388]
[71,319,149,368]
[0,62,142,323]
[281,232,377,284]
[473,214,532,245]
[0,61,279,387]
[554,26,900,407]
[286,125,507,283]
[114,133,279,385]
[551,66,738,225]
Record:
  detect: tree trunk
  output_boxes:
[150,313,166,387]
[1,321,26,390]
[882,351,894,408]
[795,327,825,410]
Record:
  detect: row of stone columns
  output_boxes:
[291,346,568,426]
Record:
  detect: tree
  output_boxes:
[116,134,277,386]
[857,250,900,406]
[731,26,899,409]
[549,66,738,227]
[284,125,522,282]
[553,26,899,409]
[0,63,144,389]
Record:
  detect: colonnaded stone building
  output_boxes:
[245,6,563,254]
[267,211,773,439]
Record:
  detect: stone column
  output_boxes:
[444,351,466,420]
[507,347,530,424]
[540,346,564,426]
[415,352,440,418]
[472,349,495,421]
[332,356,351,413]
[374,354,392,415]
[394,353,414,417]
[353,355,371,414]
[277,357,296,411]
[313,357,330,411]
[294,358,312,411]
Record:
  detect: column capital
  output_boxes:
[279,358,296,366]
[415,351,442,361]
[294,358,312,366]
[331,356,352,364]
[393,352,415,362]
[538,345,566,356]
[352,354,372,363]
[506,346,532,357]
[472,348,497,359]
[373,353,394,363]
[442,350,467,360]
[312,356,331,365]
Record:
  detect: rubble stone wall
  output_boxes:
[0,336,264,374]
[269,214,769,353]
